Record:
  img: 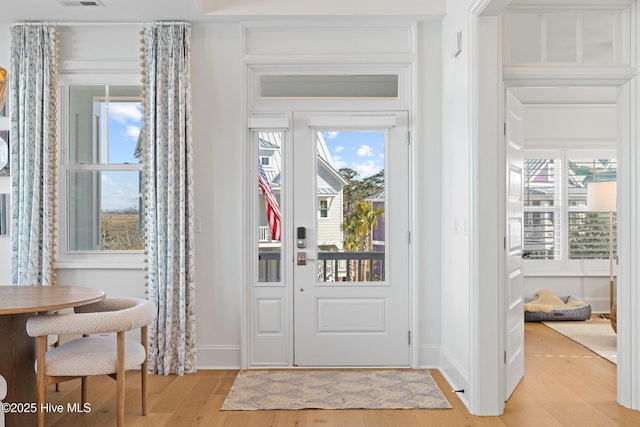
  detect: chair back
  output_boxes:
[26,298,156,338]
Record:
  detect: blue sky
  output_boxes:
[322,131,385,179]
[101,101,142,211]
[100,122,383,209]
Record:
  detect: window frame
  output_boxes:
[318,198,330,219]
[523,148,616,276]
[56,74,145,269]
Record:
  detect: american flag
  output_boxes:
[258,162,282,241]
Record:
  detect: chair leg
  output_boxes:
[36,336,47,427]
[81,377,87,405]
[53,338,59,392]
[141,325,148,415]
[117,331,125,427]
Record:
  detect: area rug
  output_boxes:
[221,369,452,410]
[543,317,617,364]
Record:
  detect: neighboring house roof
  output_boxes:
[258,131,347,190]
[317,187,339,196]
[259,134,282,186]
[525,158,616,197]
[366,191,385,201]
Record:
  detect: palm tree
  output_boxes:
[343,201,384,280]
[345,200,383,252]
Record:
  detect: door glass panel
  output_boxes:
[316,130,385,283]
[257,132,283,282]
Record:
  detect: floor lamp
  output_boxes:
[586,181,617,331]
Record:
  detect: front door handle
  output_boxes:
[296,252,315,265]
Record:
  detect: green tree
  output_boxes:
[339,167,384,218]
[343,200,383,252]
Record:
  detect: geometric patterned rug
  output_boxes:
[221,369,452,410]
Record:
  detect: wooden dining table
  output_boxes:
[0,285,105,427]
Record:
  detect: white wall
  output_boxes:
[439,0,472,400]
[191,22,245,368]
[0,19,447,371]
[414,22,444,368]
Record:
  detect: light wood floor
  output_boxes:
[43,322,640,427]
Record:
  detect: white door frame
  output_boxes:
[471,0,640,414]
[242,62,415,369]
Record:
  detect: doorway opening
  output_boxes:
[505,85,619,402]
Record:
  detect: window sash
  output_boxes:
[58,80,144,264]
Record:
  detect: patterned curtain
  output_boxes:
[9,25,58,286]
[142,23,197,375]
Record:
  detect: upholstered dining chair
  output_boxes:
[26,298,156,427]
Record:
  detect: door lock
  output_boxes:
[297,252,307,266]
[297,227,307,248]
[296,252,315,266]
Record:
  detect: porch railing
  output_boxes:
[258,251,385,283]
[258,226,271,242]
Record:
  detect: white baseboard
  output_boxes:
[438,346,470,409]
[416,344,440,368]
[580,297,612,314]
[196,345,241,369]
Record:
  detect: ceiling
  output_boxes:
[2,1,630,24]
[0,0,206,23]
[0,0,448,23]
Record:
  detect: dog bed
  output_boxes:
[524,295,592,322]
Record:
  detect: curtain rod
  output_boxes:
[13,21,189,26]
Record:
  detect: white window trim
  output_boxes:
[56,74,144,268]
[318,198,330,219]
[523,148,616,276]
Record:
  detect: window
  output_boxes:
[59,84,144,259]
[319,199,329,218]
[260,75,399,99]
[523,151,616,271]
[260,156,270,166]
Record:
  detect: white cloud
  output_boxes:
[333,159,347,170]
[325,131,340,139]
[334,146,344,153]
[357,145,373,157]
[109,103,142,124]
[124,125,140,141]
[101,174,115,187]
[124,183,139,192]
[353,160,381,177]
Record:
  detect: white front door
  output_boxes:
[505,90,525,398]
[292,112,410,366]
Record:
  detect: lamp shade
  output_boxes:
[586,181,617,211]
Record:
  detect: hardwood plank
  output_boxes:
[42,323,640,427]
